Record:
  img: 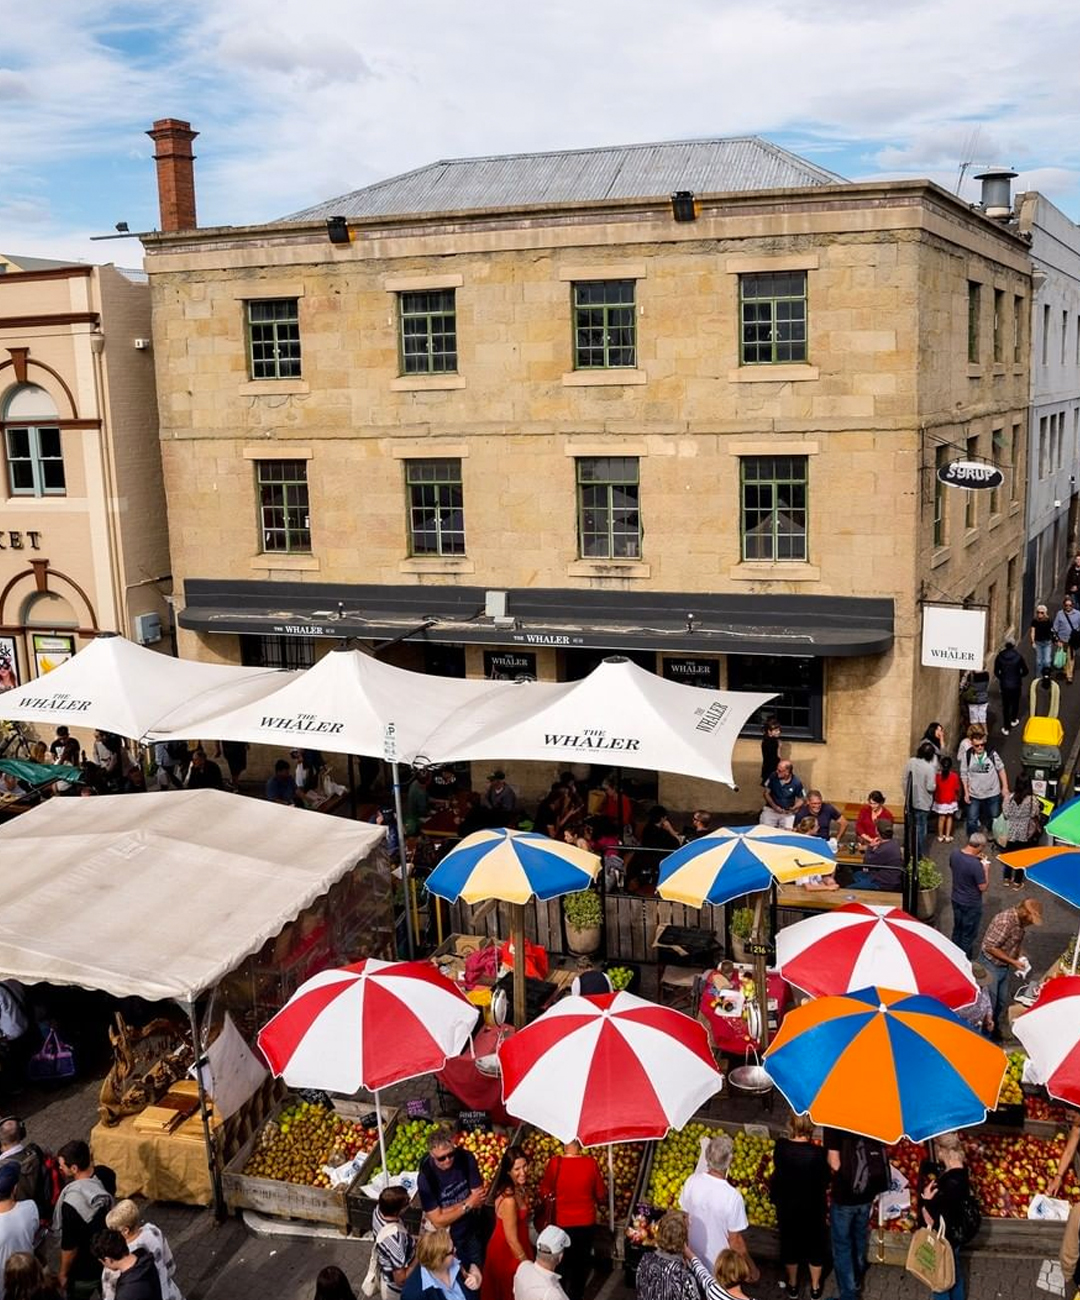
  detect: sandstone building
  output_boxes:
[140,124,1030,807]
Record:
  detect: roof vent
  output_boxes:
[974,166,1018,220]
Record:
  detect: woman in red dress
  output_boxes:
[480,1146,532,1300]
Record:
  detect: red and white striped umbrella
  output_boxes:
[258,958,479,1093]
[774,902,978,1009]
[1013,975,1080,1107]
[498,990,722,1146]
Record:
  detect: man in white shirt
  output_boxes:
[0,1160,40,1288]
[513,1226,570,1300]
[678,1134,758,1281]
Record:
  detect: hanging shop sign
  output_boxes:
[936,460,1004,491]
[662,657,720,689]
[920,605,987,669]
[483,650,537,680]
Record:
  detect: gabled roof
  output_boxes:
[0,253,84,272]
[279,135,847,222]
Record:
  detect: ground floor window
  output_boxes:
[239,634,317,670]
[727,654,824,740]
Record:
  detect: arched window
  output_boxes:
[2,384,65,496]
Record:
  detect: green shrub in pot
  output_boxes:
[563,888,602,928]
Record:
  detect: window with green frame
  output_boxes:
[739,271,807,364]
[4,425,65,496]
[247,299,301,379]
[572,280,636,369]
[405,458,465,555]
[740,456,808,561]
[399,290,457,374]
[256,459,311,553]
[576,457,641,558]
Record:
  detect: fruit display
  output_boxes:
[379,1119,440,1176]
[1025,1094,1072,1123]
[454,1128,510,1190]
[999,1051,1024,1105]
[242,1099,379,1189]
[519,1129,644,1219]
[607,966,635,991]
[644,1123,776,1227]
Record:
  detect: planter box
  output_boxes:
[222,1098,393,1230]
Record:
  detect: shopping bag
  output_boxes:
[905,1222,955,1291]
[26,1029,76,1083]
[991,812,1010,848]
[1054,646,1068,670]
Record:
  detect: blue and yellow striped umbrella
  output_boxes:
[657,825,834,907]
[763,986,1007,1142]
[425,827,601,905]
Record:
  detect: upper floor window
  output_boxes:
[2,384,64,497]
[1013,295,1024,365]
[256,459,310,553]
[247,299,301,379]
[573,280,636,369]
[993,289,1004,363]
[740,271,807,364]
[740,456,808,561]
[967,281,981,364]
[399,290,457,374]
[576,457,640,559]
[406,459,465,555]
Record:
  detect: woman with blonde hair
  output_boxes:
[769,1114,828,1299]
[916,1132,974,1300]
[402,1229,480,1300]
[634,1211,697,1300]
[682,1247,756,1300]
[102,1199,183,1300]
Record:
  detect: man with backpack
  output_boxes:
[960,735,1008,836]
[0,1116,58,1226]
[823,1129,889,1300]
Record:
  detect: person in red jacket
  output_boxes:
[535,1142,605,1300]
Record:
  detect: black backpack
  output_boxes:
[839,1135,890,1200]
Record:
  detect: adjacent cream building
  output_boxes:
[140,131,1030,807]
[0,257,171,693]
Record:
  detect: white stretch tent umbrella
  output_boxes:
[422,656,776,789]
[0,633,288,740]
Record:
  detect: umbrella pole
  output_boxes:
[607,1143,615,1232]
[512,902,527,1028]
[391,762,414,959]
[752,891,771,1053]
[374,1086,390,1181]
[1072,919,1079,976]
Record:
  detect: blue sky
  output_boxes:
[3,0,1080,264]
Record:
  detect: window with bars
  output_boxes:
[739,271,807,364]
[239,635,317,670]
[406,458,466,555]
[399,290,457,374]
[247,299,301,379]
[740,456,808,561]
[4,426,65,496]
[576,457,641,558]
[728,654,823,740]
[256,459,311,553]
[572,280,636,369]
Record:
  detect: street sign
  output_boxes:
[936,459,1004,490]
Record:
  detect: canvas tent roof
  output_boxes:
[0,790,384,1002]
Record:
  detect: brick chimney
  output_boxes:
[146,118,199,232]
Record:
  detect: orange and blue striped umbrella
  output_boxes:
[763,986,1007,1142]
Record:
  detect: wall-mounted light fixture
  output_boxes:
[671,191,698,222]
[327,216,351,245]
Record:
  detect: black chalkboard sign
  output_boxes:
[458,1109,490,1131]
[406,1098,432,1119]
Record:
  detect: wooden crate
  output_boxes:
[346,1108,431,1235]
[222,1098,393,1230]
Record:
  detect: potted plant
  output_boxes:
[563,888,602,955]
[730,906,755,963]
[916,857,942,920]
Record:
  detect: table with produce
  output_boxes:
[698,966,789,1055]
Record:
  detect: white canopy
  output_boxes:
[147,645,513,764]
[422,657,775,789]
[0,790,384,1002]
[0,635,290,740]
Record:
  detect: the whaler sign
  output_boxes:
[14,692,91,712]
[259,711,345,735]
[921,605,987,670]
[541,728,640,752]
[936,459,1004,491]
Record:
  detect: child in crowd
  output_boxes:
[933,756,962,843]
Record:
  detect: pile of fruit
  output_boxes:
[519,1130,643,1219]
[1025,1094,1071,1123]
[644,1123,776,1228]
[454,1128,510,1190]
[999,1051,1024,1106]
[242,1099,379,1188]
[379,1119,440,1176]
[607,966,635,992]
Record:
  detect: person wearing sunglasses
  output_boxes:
[417,1130,486,1273]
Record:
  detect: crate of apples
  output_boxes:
[964,1131,1080,1217]
[645,1123,776,1228]
[454,1128,509,1191]
[519,1130,643,1220]
[243,1099,379,1189]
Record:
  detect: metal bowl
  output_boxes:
[728,1063,774,1095]
[475,1053,502,1077]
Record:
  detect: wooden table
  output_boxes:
[775,882,903,916]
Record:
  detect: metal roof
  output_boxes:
[279,136,847,223]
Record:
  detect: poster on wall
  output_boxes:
[920,605,987,670]
[483,650,537,680]
[662,656,720,689]
[0,637,18,692]
[32,633,75,677]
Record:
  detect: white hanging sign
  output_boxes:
[920,605,986,669]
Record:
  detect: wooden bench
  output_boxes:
[775,882,903,916]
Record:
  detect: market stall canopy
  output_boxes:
[147,644,511,762]
[0,635,291,741]
[423,657,776,789]
[0,790,385,1002]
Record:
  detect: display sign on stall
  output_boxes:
[406,1098,432,1119]
[458,1110,491,1131]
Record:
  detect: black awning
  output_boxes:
[178,580,893,658]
